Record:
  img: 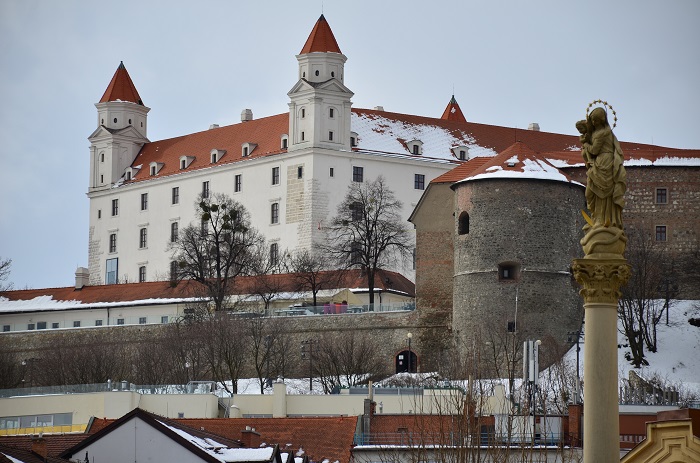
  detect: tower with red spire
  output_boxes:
[88,62,150,190]
[287,15,354,152]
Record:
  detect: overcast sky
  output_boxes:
[1,0,698,290]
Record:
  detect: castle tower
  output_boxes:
[288,15,354,152]
[440,95,467,123]
[451,142,585,375]
[88,62,149,190]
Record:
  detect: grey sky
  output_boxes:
[1,0,698,290]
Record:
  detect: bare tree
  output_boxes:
[619,228,670,367]
[199,313,247,394]
[313,330,386,393]
[171,193,264,311]
[247,316,280,394]
[248,248,289,316]
[324,176,411,305]
[289,249,343,308]
[0,337,23,389]
[0,257,12,291]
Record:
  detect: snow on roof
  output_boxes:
[0,295,201,314]
[160,421,275,463]
[352,111,497,161]
[626,155,700,167]
[464,156,578,184]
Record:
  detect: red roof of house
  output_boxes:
[99,61,143,105]
[300,14,342,54]
[176,417,358,463]
[440,95,467,123]
[431,156,491,184]
[0,269,415,306]
[0,434,86,461]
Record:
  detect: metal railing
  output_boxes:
[0,380,216,398]
[270,302,415,317]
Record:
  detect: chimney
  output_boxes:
[528,122,540,131]
[31,436,47,459]
[241,109,253,122]
[209,124,220,129]
[75,267,89,289]
[373,106,384,112]
[240,427,262,448]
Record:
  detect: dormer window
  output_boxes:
[408,140,423,155]
[126,171,132,181]
[451,146,470,161]
[179,156,195,170]
[281,134,289,149]
[210,149,226,164]
[125,166,141,180]
[149,162,164,176]
[241,142,257,157]
[350,132,359,147]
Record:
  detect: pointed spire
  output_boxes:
[440,95,467,123]
[300,14,342,54]
[99,61,144,105]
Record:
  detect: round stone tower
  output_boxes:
[451,143,585,376]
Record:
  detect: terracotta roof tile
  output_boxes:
[440,95,467,123]
[0,435,87,458]
[300,15,342,54]
[176,417,358,463]
[431,157,491,184]
[99,61,143,105]
[0,269,414,305]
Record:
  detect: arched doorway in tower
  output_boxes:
[395,350,417,374]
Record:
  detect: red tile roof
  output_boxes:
[431,156,491,184]
[440,95,467,123]
[176,417,358,463]
[300,15,342,54]
[0,435,86,459]
[99,61,144,105]
[0,269,414,306]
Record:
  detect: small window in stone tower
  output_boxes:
[113,118,117,124]
[315,70,320,76]
[498,262,519,281]
[329,131,334,141]
[329,108,334,118]
[101,153,104,162]
[301,108,306,118]
[655,188,668,204]
[297,166,303,179]
[458,212,469,235]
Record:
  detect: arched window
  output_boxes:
[458,212,469,235]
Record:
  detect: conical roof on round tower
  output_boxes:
[440,95,467,123]
[300,14,342,54]
[99,61,144,105]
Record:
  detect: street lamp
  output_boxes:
[407,333,413,373]
[301,339,317,392]
[567,330,583,404]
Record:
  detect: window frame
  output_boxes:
[109,233,117,253]
[271,202,280,224]
[272,167,280,185]
[655,188,668,204]
[139,228,147,249]
[172,187,179,205]
[234,174,242,192]
[202,181,210,199]
[138,265,146,283]
[171,221,179,243]
[140,193,148,211]
[111,199,119,216]
[352,166,364,183]
[270,242,279,266]
[655,225,667,242]
[414,174,425,190]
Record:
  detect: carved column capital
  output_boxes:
[572,258,631,304]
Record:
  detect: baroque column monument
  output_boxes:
[572,101,631,463]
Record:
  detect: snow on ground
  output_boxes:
[564,299,700,395]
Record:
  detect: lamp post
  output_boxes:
[567,330,583,404]
[301,339,317,392]
[406,333,413,373]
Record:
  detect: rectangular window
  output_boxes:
[328,131,334,141]
[202,181,210,198]
[138,266,146,283]
[139,228,147,248]
[414,174,425,190]
[109,233,117,253]
[52,322,59,329]
[161,316,169,324]
[117,318,125,325]
[111,199,119,216]
[412,145,420,155]
[351,201,363,222]
[28,323,35,330]
[353,166,364,183]
[459,150,467,160]
[235,174,242,192]
[2,325,10,332]
[106,258,118,285]
[73,321,81,328]
[98,209,102,219]
[172,187,179,205]
[95,320,103,326]
[272,167,280,185]
[270,243,279,265]
[282,138,288,149]
[297,166,303,179]
[301,131,305,141]
[37,322,47,330]
[656,188,668,204]
[329,167,334,177]
[171,222,179,243]
[655,225,667,242]
[140,193,148,211]
[329,107,334,118]
[139,317,147,325]
[271,203,279,224]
